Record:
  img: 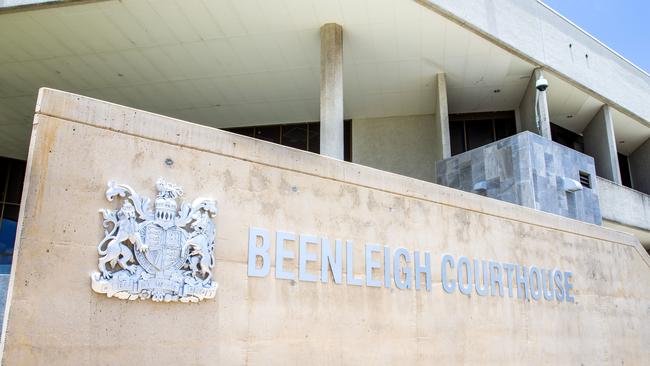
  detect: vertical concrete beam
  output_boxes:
[518,69,551,139]
[583,105,622,183]
[630,137,650,194]
[433,73,451,162]
[320,23,344,160]
[536,77,552,139]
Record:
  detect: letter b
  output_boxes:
[248,227,271,277]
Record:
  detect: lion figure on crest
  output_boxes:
[183,212,215,284]
[97,200,148,278]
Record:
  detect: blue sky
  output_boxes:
[542,0,650,73]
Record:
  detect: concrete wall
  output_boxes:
[418,0,650,127]
[2,89,650,365]
[598,177,650,234]
[629,138,650,195]
[352,114,437,183]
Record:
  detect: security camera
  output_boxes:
[536,77,549,92]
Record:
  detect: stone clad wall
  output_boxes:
[436,132,601,225]
[1,89,649,365]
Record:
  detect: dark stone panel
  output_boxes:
[435,131,601,225]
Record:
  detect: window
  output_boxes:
[551,123,584,153]
[618,153,632,188]
[0,157,26,274]
[449,111,517,155]
[224,121,352,162]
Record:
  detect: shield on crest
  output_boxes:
[136,222,188,273]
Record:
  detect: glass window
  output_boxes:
[449,111,517,155]
[5,165,24,204]
[281,124,309,150]
[0,166,6,203]
[308,123,320,154]
[225,127,254,137]
[449,120,466,156]
[0,216,17,267]
[551,123,584,152]
[253,125,281,143]
[224,121,352,162]
[0,157,26,274]
[618,153,632,188]
[465,119,494,150]
[495,118,517,140]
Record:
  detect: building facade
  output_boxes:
[0,0,649,364]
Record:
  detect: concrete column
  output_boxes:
[320,23,344,160]
[518,69,551,139]
[433,73,451,162]
[583,105,622,183]
[630,137,650,194]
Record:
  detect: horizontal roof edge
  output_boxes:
[416,0,650,128]
[536,0,649,78]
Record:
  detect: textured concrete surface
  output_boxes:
[598,177,650,248]
[319,23,344,160]
[352,114,437,183]
[584,106,621,184]
[630,137,650,195]
[432,73,450,163]
[436,131,601,224]
[2,89,649,365]
[418,0,650,126]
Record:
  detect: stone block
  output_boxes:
[436,131,602,224]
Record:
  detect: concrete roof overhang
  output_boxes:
[543,72,650,155]
[418,0,650,146]
[0,0,648,160]
[0,0,538,159]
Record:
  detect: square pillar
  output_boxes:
[583,105,622,183]
[518,69,551,139]
[630,137,650,194]
[433,73,451,161]
[320,23,344,160]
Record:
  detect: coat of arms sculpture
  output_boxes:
[91,178,218,302]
